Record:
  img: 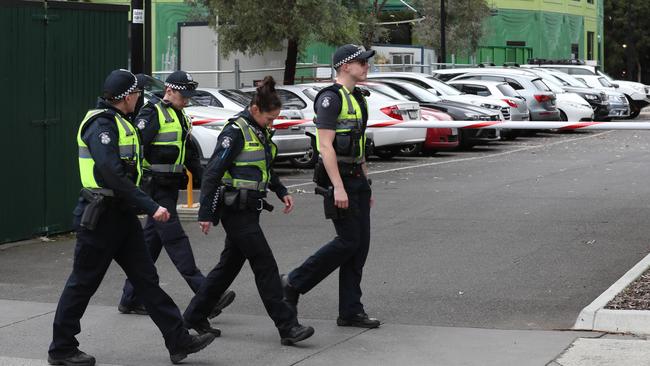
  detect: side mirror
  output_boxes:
[611,83,620,88]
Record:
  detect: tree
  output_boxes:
[411,0,490,62]
[191,0,360,85]
[604,0,650,82]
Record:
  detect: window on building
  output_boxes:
[587,0,594,4]
[587,31,595,60]
[571,44,579,59]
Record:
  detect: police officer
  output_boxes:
[48,69,216,366]
[119,71,235,324]
[282,45,380,328]
[183,76,314,345]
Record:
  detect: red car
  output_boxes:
[420,107,459,152]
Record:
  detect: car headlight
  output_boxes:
[633,85,645,93]
[583,94,598,101]
[480,103,500,110]
[464,113,480,120]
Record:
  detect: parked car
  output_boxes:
[235,83,426,163]
[419,107,459,153]
[539,69,630,120]
[368,72,510,120]
[521,63,649,118]
[189,87,312,167]
[361,78,502,148]
[446,79,530,121]
[444,69,561,121]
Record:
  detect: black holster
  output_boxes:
[79,189,107,230]
[314,185,357,220]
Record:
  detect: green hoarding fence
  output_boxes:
[1,1,129,244]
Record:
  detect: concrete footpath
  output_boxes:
[1,299,648,366]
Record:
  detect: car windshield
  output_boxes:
[425,76,462,95]
[361,83,408,100]
[598,77,614,88]
[219,89,252,106]
[538,78,564,93]
[549,72,589,88]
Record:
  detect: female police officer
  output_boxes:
[182,76,314,345]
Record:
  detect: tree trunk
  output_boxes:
[284,38,299,85]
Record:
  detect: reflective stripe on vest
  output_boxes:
[222,117,276,191]
[146,102,192,171]
[315,86,366,164]
[77,109,142,188]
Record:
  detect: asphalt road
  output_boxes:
[2,129,650,333]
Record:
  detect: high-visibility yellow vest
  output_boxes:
[315,85,366,164]
[146,101,192,173]
[222,117,277,191]
[77,109,141,188]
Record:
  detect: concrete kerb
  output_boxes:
[574,252,650,334]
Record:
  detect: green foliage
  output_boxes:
[603,0,650,81]
[193,0,360,57]
[412,0,490,58]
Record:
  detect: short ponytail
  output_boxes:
[251,75,282,112]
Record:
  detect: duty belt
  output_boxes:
[86,188,114,197]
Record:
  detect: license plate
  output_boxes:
[408,110,418,119]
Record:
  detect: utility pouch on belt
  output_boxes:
[80,189,107,230]
[224,190,239,207]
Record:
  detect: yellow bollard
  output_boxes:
[185,171,195,208]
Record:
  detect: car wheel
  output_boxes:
[374,147,400,160]
[399,143,422,156]
[626,96,641,119]
[289,138,318,169]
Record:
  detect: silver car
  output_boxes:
[447,69,561,121]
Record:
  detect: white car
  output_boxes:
[446,80,530,121]
[521,64,649,118]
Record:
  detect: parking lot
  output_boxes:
[5,128,650,334]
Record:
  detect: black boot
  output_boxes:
[337,313,380,328]
[117,303,148,315]
[169,333,217,364]
[208,289,236,319]
[184,318,222,336]
[47,350,96,366]
[280,324,314,346]
[281,274,299,310]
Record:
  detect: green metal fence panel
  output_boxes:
[0,1,128,244]
[44,3,129,234]
[1,2,48,242]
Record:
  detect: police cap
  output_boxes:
[165,70,199,97]
[103,69,143,101]
[332,44,375,69]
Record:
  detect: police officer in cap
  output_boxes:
[118,70,235,327]
[282,44,381,328]
[48,69,216,366]
[183,76,314,345]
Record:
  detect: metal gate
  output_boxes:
[0,1,129,243]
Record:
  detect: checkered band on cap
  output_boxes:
[112,72,138,100]
[165,82,190,90]
[334,48,364,69]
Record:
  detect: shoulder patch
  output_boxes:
[221,136,232,148]
[99,132,111,145]
[136,119,147,130]
[321,96,331,108]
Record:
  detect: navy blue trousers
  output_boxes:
[288,176,371,318]
[184,206,296,334]
[120,185,204,307]
[49,205,190,358]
